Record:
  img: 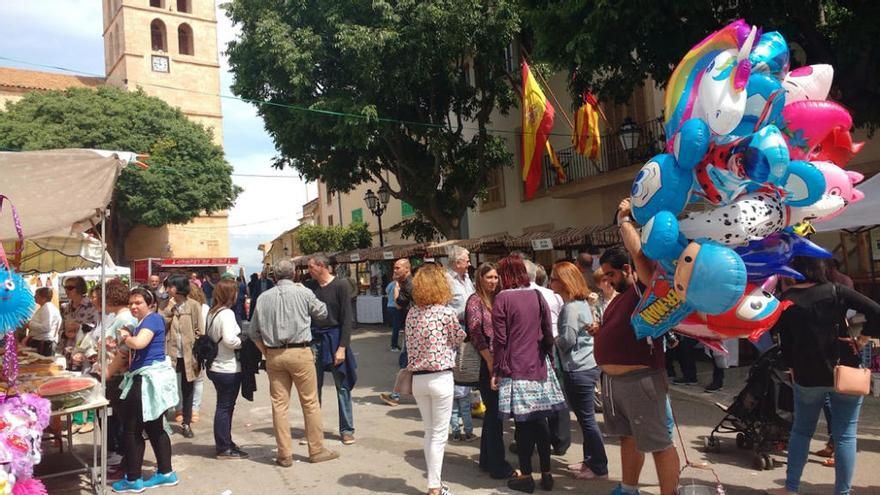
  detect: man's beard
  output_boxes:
[613,277,631,293]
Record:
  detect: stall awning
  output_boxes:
[507,225,619,250]
[158,257,238,268]
[1,233,113,274]
[425,235,511,257]
[334,243,426,263]
[0,149,127,241]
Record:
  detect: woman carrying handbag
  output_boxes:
[766,256,880,495]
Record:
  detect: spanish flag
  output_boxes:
[573,92,601,159]
[522,61,555,199]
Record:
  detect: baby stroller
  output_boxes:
[704,345,793,470]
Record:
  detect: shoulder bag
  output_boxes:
[831,284,871,396]
[393,368,413,395]
[453,295,482,385]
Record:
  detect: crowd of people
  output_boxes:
[17,198,880,495]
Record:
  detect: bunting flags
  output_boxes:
[573,92,601,159]
[521,61,555,199]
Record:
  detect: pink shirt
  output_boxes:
[405,304,465,372]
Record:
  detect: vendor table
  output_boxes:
[356,294,384,324]
[39,398,109,494]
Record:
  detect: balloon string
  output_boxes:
[670,400,724,488]
[0,195,25,275]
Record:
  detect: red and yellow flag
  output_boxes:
[546,141,566,183]
[521,61,555,199]
[573,92,601,159]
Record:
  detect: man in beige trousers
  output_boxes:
[249,260,339,467]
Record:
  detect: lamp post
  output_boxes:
[618,117,641,161]
[364,183,391,246]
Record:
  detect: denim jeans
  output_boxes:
[313,342,355,436]
[207,370,242,453]
[563,367,608,475]
[786,384,863,494]
[450,395,473,434]
[388,306,401,348]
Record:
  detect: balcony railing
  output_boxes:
[539,117,667,192]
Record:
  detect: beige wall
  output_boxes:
[0,88,25,110]
[125,211,230,259]
[318,175,413,246]
[104,0,223,145]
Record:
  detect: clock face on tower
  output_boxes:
[151,55,169,73]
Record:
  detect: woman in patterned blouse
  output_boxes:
[405,264,466,495]
[465,263,514,479]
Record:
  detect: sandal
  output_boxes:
[813,445,834,458]
[822,458,835,468]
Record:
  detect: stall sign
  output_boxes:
[160,257,238,267]
[531,238,554,251]
[383,251,394,260]
[350,253,361,262]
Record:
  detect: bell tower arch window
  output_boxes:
[151,19,167,52]
[178,23,194,55]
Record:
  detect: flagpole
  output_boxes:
[519,44,574,131]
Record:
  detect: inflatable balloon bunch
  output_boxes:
[628,19,865,347]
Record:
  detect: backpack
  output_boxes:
[193,311,221,370]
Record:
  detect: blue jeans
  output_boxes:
[450,396,473,434]
[207,370,241,453]
[312,342,355,436]
[563,367,608,475]
[388,306,401,348]
[786,384,863,494]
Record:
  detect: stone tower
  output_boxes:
[102,0,223,145]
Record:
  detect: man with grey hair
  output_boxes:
[524,257,571,455]
[249,259,339,466]
[446,245,474,322]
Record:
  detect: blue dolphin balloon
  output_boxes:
[735,231,832,281]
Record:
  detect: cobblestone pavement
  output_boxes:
[41,326,880,494]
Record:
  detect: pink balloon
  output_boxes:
[781,100,852,161]
[812,161,864,221]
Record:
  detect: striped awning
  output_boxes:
[424,234,511,257]
[507,225,619,250]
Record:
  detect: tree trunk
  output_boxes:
[108,207,132,266]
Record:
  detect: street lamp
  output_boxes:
[364,183,391,246]
[618,117,641,161]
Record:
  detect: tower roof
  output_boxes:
[0,66,105,92]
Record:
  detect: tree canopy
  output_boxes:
[295,222,372,255]
[522,0,880,129]
[224,0,520,238]
[0,86,241,261]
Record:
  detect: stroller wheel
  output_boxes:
[703,436,722,454]
[736,433,754,450]
[753,454,767,471]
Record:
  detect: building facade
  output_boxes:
[0,0,230,262]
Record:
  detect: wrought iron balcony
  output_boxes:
[539,117,667,192]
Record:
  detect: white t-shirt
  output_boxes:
[28,302,62,342]
[531,283,563,337]
[207,308,242,374]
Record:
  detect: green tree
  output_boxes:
[224,0,519,238]
[522,1,880,129]
[295,222,372,255]
[0,86,241,262]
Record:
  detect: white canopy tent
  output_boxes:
[1,149,134,493]
[814,173,880,233]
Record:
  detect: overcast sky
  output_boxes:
[0,1,316,275]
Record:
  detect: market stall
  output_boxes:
[1,148,133,494]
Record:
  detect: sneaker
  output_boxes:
[181,424,194,439]
[341,434,356,445]
[275,457,293,468]
[573,465,608,480]
[609,484,641,495]
[672,377,698,386]
[143,471,179,489]
[78,422,95,434]
[107,452,124,466]
[217,448,250,460]
[463,432,477,442]
[309,448,340,463]
[704,382,723,393]
[379,392,400,407]
[450,431,461,442]
[112,477,145,493]
[390,346,401,352]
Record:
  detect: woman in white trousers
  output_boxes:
[405,264,466,495]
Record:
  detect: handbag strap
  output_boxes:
[830,283,861,366]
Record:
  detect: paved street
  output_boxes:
[42,326,880,494]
